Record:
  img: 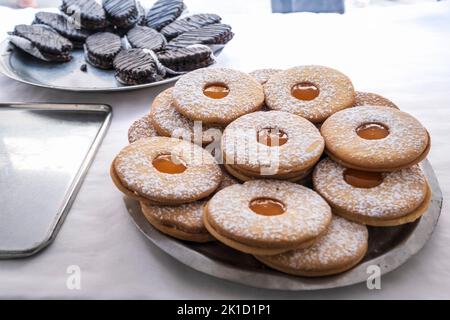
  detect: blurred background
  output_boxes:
[0,0,443,11]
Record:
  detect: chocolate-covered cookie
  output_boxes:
[161,13,221,40]
[167,23,233,49]
[145,0,184,31]
[9,24,73,62]
[84,32,122,69]
[126,25,166,51]
[33,11,91,48]
[157,45,214,72]
[113,49,165,85]
[60,0,107,30]
[103,0,143,29]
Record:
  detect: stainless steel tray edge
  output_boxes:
[125,160,443,291]
[0,103,112,258]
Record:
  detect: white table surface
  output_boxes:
[0,0,449,299]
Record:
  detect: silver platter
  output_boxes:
[125,160,443,290]
[0,40,223,92]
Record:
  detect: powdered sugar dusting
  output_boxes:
[208,180,331,243]
[222,111,324,172]
[321,106,429,167]
[260,216,368,270]
[150,87,222,143]
[313,158,427,218]
[115,137,222,202]
[128,114,158,143]
[249,68,282,85]
[172,68,265,124]
[353,91,398,109]
[264,65,355,123]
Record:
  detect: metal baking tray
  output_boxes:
[0,40,224,92]
[125,160,442,290]
[0,103,111,258]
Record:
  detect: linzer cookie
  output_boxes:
[60,0,107,30]
[111,137,222,205]
[321,106,430,171]
[161,13,221,40]
[9,24,73,62]
[204,180,332,255]
[145,0,184,31]
[222,111,324,181]
[33,11,91,48]
[167,23,234,49]
[128,114,158,143]
[313,158,431,226]
[149,88,221,145]
[353,91,398,109]
[126,25,166,51]
[264,65,355,123]
[84,32,121,69]
[172,68,264,125]
[103,0,143,29]
[255,216,368,277]
[157,45,214,72]
[139,169,238,243]
[113,49,165,85]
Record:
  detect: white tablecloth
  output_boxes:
[0,0,449,299]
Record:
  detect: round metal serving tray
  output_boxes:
[0,40,223,92]
[124,160,442,291]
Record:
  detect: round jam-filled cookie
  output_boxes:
[172,68,265,125]
[111,137,222,205]
[84,32,122,69]
[128,114,158,143]
[141,201,214,243]
[149,88,222,145]
[139,169,238,243]
[222,111,324,180]
[249,68,282,85]
[264,65,355,123]
[255,216,368,277]
[353,91,398,109]
[313,158,431,226]
[321,106,430,171]
[204,180,332,255]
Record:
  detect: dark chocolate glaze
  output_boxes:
[145,0,184,31]
[126,25,166,51]
[60,0,107,30]
[33,11,91,47]
[103,0,142,29]
[85,32,121,57]
[167,23,233,49]
[161,13,221,40]
[13,24,73,55]
[113,49,162,85]
[157,45,213,72]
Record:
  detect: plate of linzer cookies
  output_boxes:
[111,66,442,290]
[0,0,233,92]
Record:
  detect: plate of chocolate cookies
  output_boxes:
[0,0,234,92]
